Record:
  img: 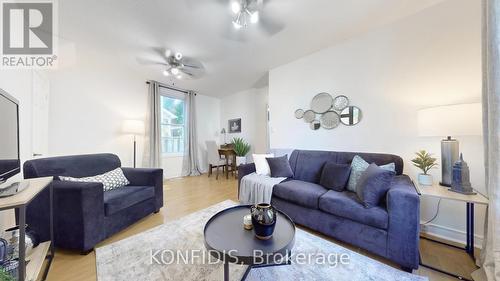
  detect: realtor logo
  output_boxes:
[1,0,58,68]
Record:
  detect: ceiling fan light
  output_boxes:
[165,49,172,57]
[171,67,180,75]
[250,11,259,24]
[232,19,242,29]
[231,1,241,14]
[176,75,182,79]
[174,52,183,60]
[163,70,170,76]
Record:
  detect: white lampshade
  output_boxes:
[417,103,482,137]
[122,120,145,135]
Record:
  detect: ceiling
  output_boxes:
[57,0,446,97]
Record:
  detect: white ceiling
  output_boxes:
[58,0,446,97]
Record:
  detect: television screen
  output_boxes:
[0,90,20,184]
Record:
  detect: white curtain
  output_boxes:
[143,81,162,168]
[474,1,500,280]
[182,91,202,176]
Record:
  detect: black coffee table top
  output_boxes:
[204,205,296,265]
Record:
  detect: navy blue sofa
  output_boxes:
[22,154,163,253]
[238,150,420,270]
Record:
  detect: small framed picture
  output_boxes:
[228,118,241,133]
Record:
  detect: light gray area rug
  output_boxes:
[96,200,427,281]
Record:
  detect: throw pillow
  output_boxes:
[346,155,395,193]
[253,153,274,176]
[59,168,130,192]
[319,162,352,191]
[356,163,396,208]
[266,155,294,178]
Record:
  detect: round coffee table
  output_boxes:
[204,205,295,281]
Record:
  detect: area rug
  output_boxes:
[96,200,427,281]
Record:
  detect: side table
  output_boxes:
[413,179,488,281]
[0,177,53,281]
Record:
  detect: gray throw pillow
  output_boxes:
[319,162,352,191]
[266,155,294,178]
[346,155,395,193]
[59,168,130,192]
[356,163,395,208]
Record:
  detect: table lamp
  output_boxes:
[221,128,227,144]
[417,103,481,187]
[122,120,145,168]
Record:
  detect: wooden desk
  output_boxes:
[413,179,488,281]
[218,148,236,179]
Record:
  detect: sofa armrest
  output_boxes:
[25,180,105,252]
[386,175,420,269]
[122,168,164,211]
[238,163,256,195]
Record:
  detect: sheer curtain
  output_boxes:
[474,1,500,280]
[143,81,162,168]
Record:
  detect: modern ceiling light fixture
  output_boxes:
[231,0,260,29]
[138,48,205,80]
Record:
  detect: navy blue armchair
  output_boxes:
[22,154,163,253]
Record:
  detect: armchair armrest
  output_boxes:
[26,180,105,252]
[386,175,420,269]
[238,163,256,196]
[122,168,164,211]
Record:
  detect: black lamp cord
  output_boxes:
[423,198,441,225]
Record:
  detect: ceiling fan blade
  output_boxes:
[180,64,205,79]
[136,57,169,66]
[181,57,204,69]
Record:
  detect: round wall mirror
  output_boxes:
[311,92,333,113]
[310,120,321,130]
[340,106,362,126]
[333,95,349,111]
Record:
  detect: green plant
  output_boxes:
[411,150,438,175]
[0,268,15,281]
[232,137,251,157]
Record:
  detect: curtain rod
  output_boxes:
[146,81,195,95]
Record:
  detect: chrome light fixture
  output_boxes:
[231,0,259,29]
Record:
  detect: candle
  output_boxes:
[243,214,252,230]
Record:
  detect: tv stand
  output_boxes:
[0,181,30,197]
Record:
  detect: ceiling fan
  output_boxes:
[137,48,205,80]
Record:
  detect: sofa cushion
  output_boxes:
[104,185,155,216]
[60,168,130,192]
[272,180,328,209]
[319,190,388,229]
[356,163,395,208]
[266,155,294,178]
[319,162,351,191]
[346,155,395,193]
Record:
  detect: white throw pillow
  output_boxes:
[59,168,130,192]
[253,154,274,176]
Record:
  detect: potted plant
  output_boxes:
[232,137,251,166]
[411,150,438,186]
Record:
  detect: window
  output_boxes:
[160,95,185,155]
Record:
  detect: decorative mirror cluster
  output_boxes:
[295,93,362,130]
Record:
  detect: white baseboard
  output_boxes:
[420,221,483,249]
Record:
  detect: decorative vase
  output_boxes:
[236,156,247,166]
[418,174,433,186]
[250,203,277,240]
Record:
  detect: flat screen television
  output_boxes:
[0,89,20,188]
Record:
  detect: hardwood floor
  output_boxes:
[45,175,478,281]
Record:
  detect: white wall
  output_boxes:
[48,43,221,178]
[269,0,484,246]
[220,87,269,161]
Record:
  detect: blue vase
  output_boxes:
[250,203,277,240]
